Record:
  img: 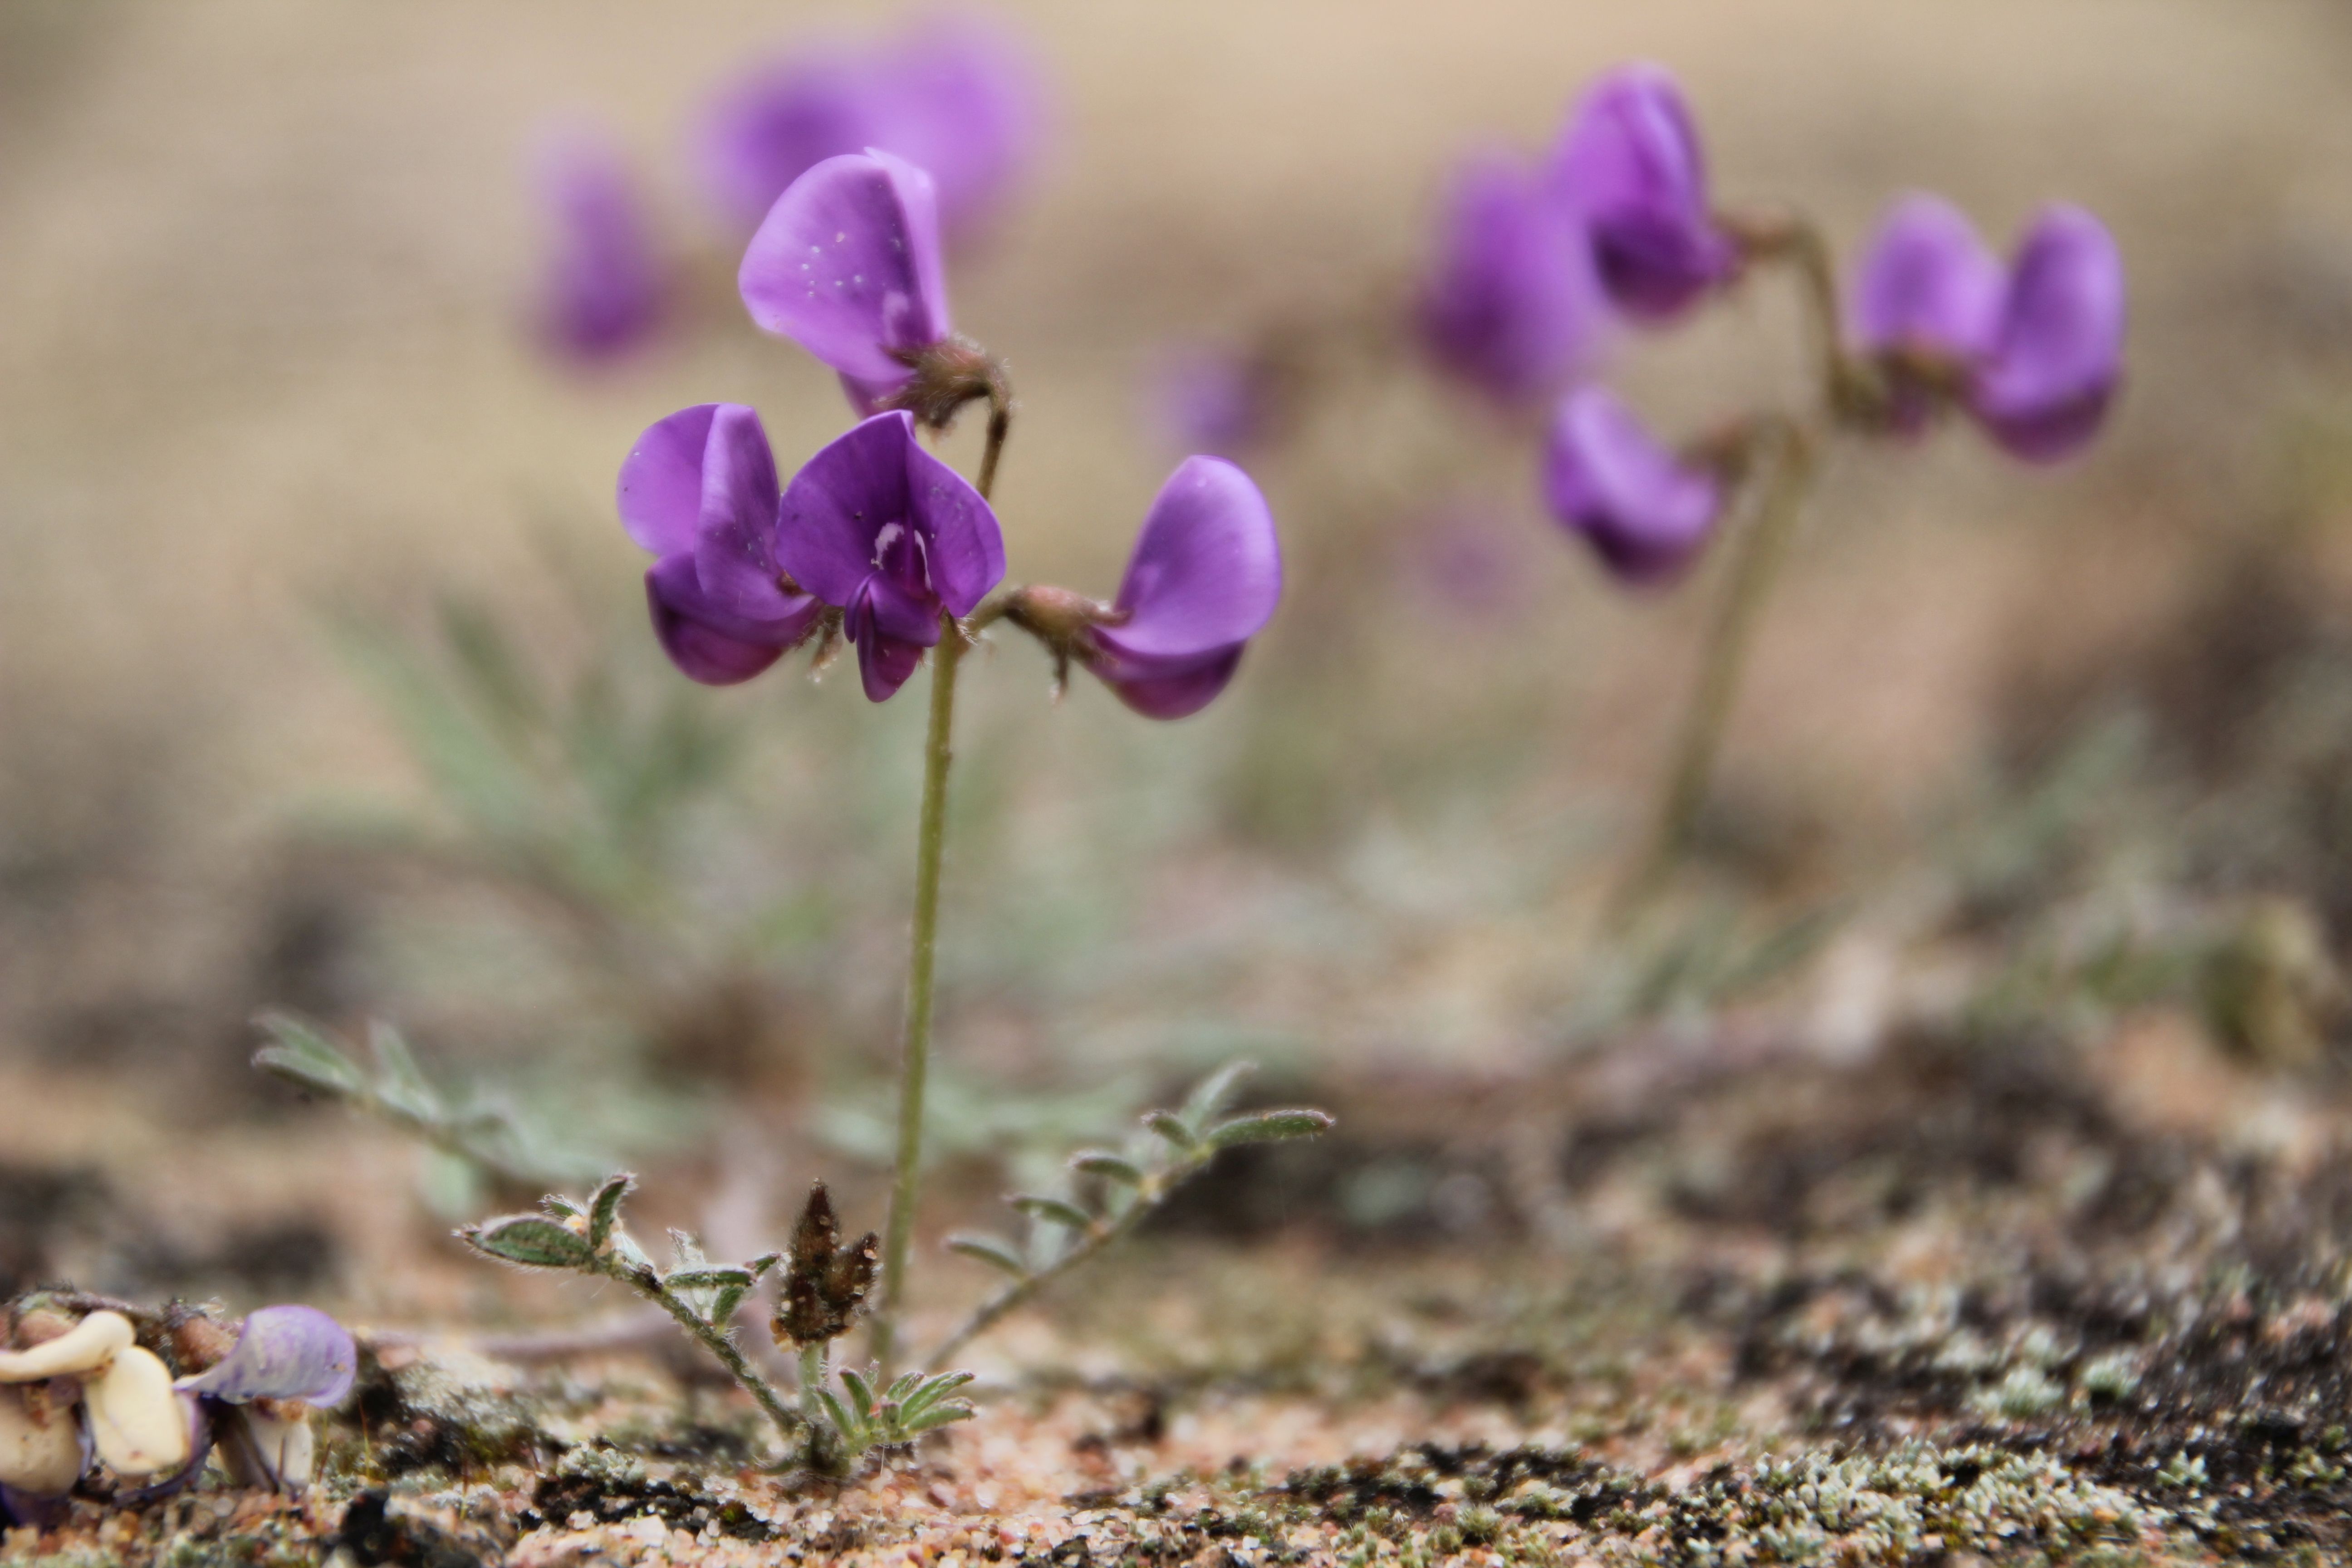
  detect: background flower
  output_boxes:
[1542,386,1723,583]
[532,130,668,364]
[1418,148,1607,403]
[1966,204,2126,462]
[1549,62,1737,322]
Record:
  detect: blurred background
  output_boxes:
[5,0,2352,1332]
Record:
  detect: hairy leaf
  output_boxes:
[465,1215,591,1269]
[945,1234,1029,1278]
[1207,1109,1333,1148]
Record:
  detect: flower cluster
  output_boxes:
[1418,63,2126,583]
[0,1302,354,1526]
[621,147,1283,716]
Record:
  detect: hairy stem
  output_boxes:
[1612,421,1818,921]
[920,1150,1216,1373]
[795,1342,843,1472]
[592,1255,802,1448]
[872,398,1009,1376]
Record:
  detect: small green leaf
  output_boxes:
[251,1014,367,1099]
[903,1400,976,1434]
[587,1172,635,1249]
[663,1267,755,1293]
[1206,1109,1333,1148]
[744,1250,784,1281]
[1009,1194,1095,1231]
[464,1215,591,1269]
[945,1233,1029,1277]
[1069,1151,1145,1186]
[608,1227,654,1274]
[900,1370,975,1422]
[1143,1110,1199,1151]
[710,1283,750,1324]
[814,1387,857,1442]
[885,1372,924,1404]
[840,1367,876,1422]
[367,1022,445,1122]
[540,1194,587,1221]
[1180,1060,1256,1135]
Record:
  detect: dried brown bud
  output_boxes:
[167,1315,238,1376]
[772,1182,881,1348]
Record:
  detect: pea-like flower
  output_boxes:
[698,17,1040,243]
[533,131,667,365]
[775,411,1006,702]
[619,403,825,686]
[1418,149,1606,404]
[1849,196,2123,461]
[1542,387,1724,583]
[0,1303,352,1519]
[1549,63,1738,322]
[1967,204,2125,462]
[739,150,953,416]
[1009,460,1282,720]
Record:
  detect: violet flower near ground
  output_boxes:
[698,16,1039,243]
[534,132,668,364]
[1849,192,2006,434]
[619,404,824,686]
[1543,386,1724,584]
[1966,204,2126,462]
[1549,63,1738,322]
[1419,149,1607,403]
[740,151,954,416]
[775,411,1006,702]
[175,1304,356,1494]
[1077,458,1282,720]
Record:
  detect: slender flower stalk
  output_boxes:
[1611,418,1814,921]
[872,404,1009,1375]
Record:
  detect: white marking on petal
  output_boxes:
[85,1347,190,1478]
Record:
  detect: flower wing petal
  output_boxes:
[904,438,1004,617]
[739,150,950,384]
[175,1305,357,1409]
[690,404,794,619]
[1851,192,2004,360]
[1101,458,1282,659]
[617,405,721,557]
[1543,387,1722,584]
[1969,204,2125,462]
[776,412,920,606]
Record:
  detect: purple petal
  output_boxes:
[739,150,951,388]
[175,1306,356,1409]
[776,412,921,606]
[617,405,720,557]
[1550,62,1736,321]
[689,404,793,620]
[852,623,928,702]
[904,435,1004,617]
[1418,149,1607,403]
[775,412,1004,619]
[1542,387,1723,584]
[1151,347,1270,458]
[1084,641,1245,721]
[535,131,666,363]
[647,556,818,686]
[1850,192,2004,360]
[846,568,945,650]
[1100,458,1282,661]
[1968,204,2125,462]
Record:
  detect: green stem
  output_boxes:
[593,1255,802,1449]
[872,400,1010,1376]
[1612,421,1817,922]
[796,1341,842,1472]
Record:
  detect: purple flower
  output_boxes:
[534,132,667,364]
[174,1305,355,1495]
[1966,204,2125,462]
[1849,193,2007,433]
[1419,149,1607,403]
[739,150,952,416]
[698,16,1041,242]
[1080,458,1282,719]
[1542,387,1723,583]
[775,411,1005,701]
[617,404,823,685]
[1549,63,1738,322]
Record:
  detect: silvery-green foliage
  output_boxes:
[811,1367,977,1456]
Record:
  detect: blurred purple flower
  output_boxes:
[1549,63,1737,322]
[776,411,1006,702]
[739,150,952,416]
[1849,193,2006,433]
[1402,503,1534,622]
[1080,458,1281,719]
[1542,386,1723,583]
[1151,346,1275,458]
[1418,149,1607,403]
[534,132,668,364]
[698,15,1041,242]
[1966,204,2125,462]
[617,403,823,686]
[174,1304,355,1495]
